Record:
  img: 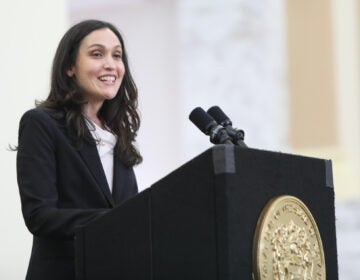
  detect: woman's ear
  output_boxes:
[67,67,74,77]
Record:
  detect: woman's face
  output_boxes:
[67,28,125,104]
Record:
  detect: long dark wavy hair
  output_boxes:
[38,19,142,167]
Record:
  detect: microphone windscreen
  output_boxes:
[189,107,216,134]
[207,106,230,125]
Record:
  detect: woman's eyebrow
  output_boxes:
[87,43,122,50]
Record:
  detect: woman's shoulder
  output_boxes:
[18,108,69,145]
[20,107,61,128]
[22,106,66,121]
[21,107,49,119]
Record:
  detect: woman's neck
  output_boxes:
[83,102,104,128]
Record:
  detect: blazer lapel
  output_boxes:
[66,125,115,207]
[111,158,122,204]
[78,140,115,207]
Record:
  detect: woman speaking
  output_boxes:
[16,19,142,280]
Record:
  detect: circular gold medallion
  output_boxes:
[253,196,325,280]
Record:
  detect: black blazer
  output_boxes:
[17,108,138,280]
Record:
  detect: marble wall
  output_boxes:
[178,0,288,159]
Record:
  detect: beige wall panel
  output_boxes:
[287,0,338,148]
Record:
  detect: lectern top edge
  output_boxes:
[211,145,333,190]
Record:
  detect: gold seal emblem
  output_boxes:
[253,195,326,280]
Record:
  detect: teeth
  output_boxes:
[99,76,116,82]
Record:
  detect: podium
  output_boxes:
[75,145,338,280]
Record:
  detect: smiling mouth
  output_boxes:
[99,75,116,82]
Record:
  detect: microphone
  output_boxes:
[207,106,247,147]
[189,107,233,145]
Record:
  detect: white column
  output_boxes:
[331,0,360,199]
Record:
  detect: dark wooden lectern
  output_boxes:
[75,145,338,280]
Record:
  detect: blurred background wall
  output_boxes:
[0,0,68,278]
[0,0,359,278]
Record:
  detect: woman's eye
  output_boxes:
[92,52,103,57]
[113,53,122,59]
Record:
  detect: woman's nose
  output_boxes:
[103,55,115,69]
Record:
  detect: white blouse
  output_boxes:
[87,120,117,193]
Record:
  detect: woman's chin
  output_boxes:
[103,92,118,101]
